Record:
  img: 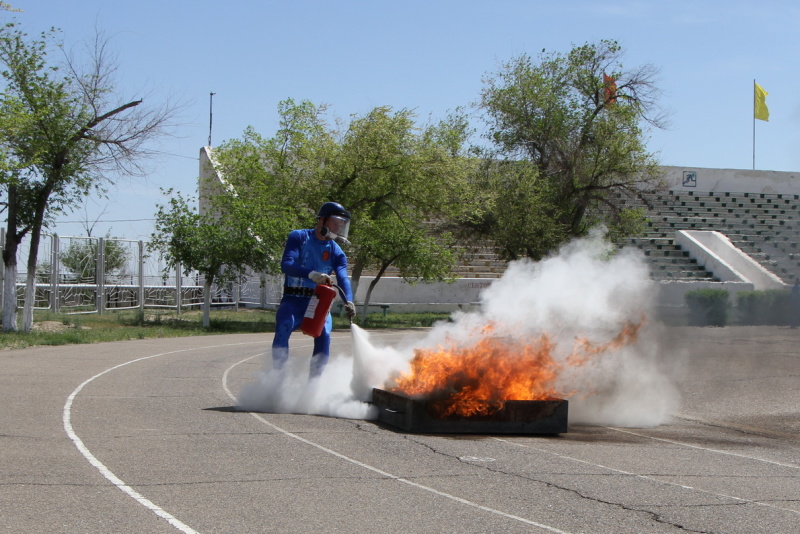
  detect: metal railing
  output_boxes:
[0,231,281,315]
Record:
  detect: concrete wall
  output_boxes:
[655,280,753,308]
[354,275,747,316]
[352,277,490,313]
[652,279,754,324]
[199,146,227,216]
[660,165,800,195]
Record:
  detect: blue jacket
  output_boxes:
[280,229,353,301]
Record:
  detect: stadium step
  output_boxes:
[633,190,800,283]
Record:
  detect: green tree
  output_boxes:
[150,190,279,328]
[477,39,665,260]
[0,22,178,331]
[209,99,335,273]
[59,237,130,283]
[210,101,477,321]
[324,107,476,320]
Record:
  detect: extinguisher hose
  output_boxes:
[329,283,352,323]
[330,283,348,303]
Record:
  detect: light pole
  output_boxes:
[208,91,216,147]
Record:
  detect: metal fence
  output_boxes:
[0,231,283,315]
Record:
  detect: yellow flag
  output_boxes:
[754,82,769,121]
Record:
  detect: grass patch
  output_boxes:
[0,308,453,350]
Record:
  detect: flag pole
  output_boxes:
[752,79,756,170]
[208,91,216,147]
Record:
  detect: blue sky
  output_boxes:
[7,0,800,240]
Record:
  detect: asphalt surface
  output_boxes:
[1,325,798,533]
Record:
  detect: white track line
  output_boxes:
[495,432,800,517]
[64,332,799,532]
[63,341,264,534]
[609,426,800,470]
[222,347,571,533]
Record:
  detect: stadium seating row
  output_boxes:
[627,191,800,283]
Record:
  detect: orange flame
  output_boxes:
[388,319,644,418]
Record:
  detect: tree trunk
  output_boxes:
[2,261,18,332]
[2,184,21,332]
[22,269,36,331]
[350,257,364,303]
[21,203,48,332]
[360,261,389,325]
[202,277,213,328]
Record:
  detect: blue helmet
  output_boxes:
[317,202,351,220]
[316,202,352,242]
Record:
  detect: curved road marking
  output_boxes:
[222,351,571,533]
[64,331,799,532]
[64,333,569,533]
[64,341,265,534]
[675,414,800,444]
[609,425,800,470]
[495,434,800,517]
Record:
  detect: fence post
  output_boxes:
[51,235,59,313]
[176,261,182,315]
[138,241,144,311]
[96,237,106,314]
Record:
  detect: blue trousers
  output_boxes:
[272,296,332,377]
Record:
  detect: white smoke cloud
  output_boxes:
[238,229,684,428]
[237,353,378,419]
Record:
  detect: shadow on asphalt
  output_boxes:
[203,406,241,413]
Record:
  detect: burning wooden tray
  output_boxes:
[372,388,568,434]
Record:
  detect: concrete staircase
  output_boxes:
[362,190,800,283]
[626,190,800,283]
[362,245,507,279]
[626,236,715,281]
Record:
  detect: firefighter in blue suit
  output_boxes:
[272,202,357,378]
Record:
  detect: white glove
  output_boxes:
[308,271,331,284]
[344,301,356,319]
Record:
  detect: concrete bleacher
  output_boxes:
[442,182,800,283]
[452,247,508,278]
[363,246,507,279]
[627,190,800,283]
[626,235,715,281]
[361,189,800,284]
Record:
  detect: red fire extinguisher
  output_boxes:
[301,283,345,338]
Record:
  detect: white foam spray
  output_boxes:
[238,229,684,427]
[237,351,377,419]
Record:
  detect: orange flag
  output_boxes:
[603,74,617,105]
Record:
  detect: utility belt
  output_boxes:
[283,286,314,298]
